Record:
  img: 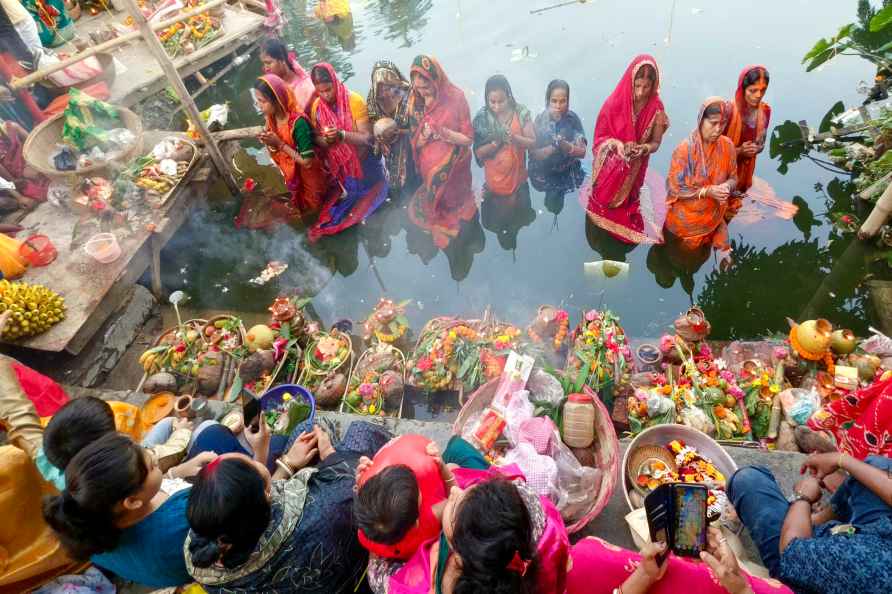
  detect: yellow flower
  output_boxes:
[769,384,781,394]
[752,378,762,387]
[283,392,292,401]
[449,331,457,339]
[368,404,377,414]
[498,334,509,343]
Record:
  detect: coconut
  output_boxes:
[379,370,404,406]
[197,351,224,395]
[315,373,347,408]
[240,350,276,384]
[143,372,177,394]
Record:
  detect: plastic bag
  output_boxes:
[527,368,564,405]
[61,88,121,151]
[105,128,135,153]
[550,427,601,523]
[503,442,558,498]
[52,145,77,171]
[503,389,534,446]
[780,388,821,426]
[0,233,27,279]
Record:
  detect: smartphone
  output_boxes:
[644,483,708,561]
[243,394,262,431]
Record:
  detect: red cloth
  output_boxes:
[357,434,446,560]
[12,362,68,417]
[406,55,476,249]
[0,53,46,124]
[808,377,892,459]
[586,54,667,244]
[0,121,48,201]
[309,62,362,183]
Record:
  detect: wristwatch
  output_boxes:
[787,491,813,505]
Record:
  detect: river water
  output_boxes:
[158,0,881,340]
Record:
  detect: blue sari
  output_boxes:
[529,110,586,194]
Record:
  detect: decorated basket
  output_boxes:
[298,330,354,409]
[341,342,406,418]
[454,381,619,532]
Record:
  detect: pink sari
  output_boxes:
[586,54,668,244]
[388,465,570,594]
[286,51,316,112]
[567,537,792,594]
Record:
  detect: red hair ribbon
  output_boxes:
[507,551,530,576]
[205,455,223,473]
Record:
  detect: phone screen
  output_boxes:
[673,486,707,556]
[243,395,261,430]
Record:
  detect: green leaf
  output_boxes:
[871,5,892,32]
[819,101,845,133]
[280,324,292,340]
[395,314,410,327]
[834,23,855,42]
[802,37,831,62]
[227,376,243,402]
[457,354,475,380]
[573,360,591,393]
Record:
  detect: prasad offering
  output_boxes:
[343,342,405,416]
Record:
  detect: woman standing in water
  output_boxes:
[724,65,770,193]
[473,75,536,197]
[664,97,738,255]
[259,39,316,112]
[407,55,476,248]
[254,74,330,220]
[586,54,668,244]
[307,62,389,242]
[368,60,417,196]
[529,79,587,199]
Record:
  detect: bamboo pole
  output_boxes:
[120,0,239,195]
[859,179,892,239]
[10,0,228,90]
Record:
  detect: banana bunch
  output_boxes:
[139,345,171,375]
[0,280,66,340]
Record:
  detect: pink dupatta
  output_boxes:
[310,62,363,183]
[388,464,570,594]
[287,51,316,112]
[586,54,667,244]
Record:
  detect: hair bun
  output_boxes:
[189,533,222,568]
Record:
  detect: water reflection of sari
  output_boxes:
[481,182,536,251]
[258,74,330,217]
[530,109,586,194]
[368,60,415,194]
[586,54,667,244]
[472,76,532,196]
[664,97,738,251]
[724,65,771,193]
[407,55,476,249]
[308,63,389,242]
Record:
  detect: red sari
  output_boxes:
[724,65,771,193]
[665,97,738,251]
[586,54,668,244]
[407,55,476,249]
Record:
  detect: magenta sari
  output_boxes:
[387,465,570,594]
[566,537,792,594]
[586,54,668,244]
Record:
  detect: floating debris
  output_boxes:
[249,261,288,285]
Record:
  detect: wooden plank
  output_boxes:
[9,0,229,90]
[8,134,204,353]
[122,0,239,194]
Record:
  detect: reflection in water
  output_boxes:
[368,0,434,48]
[646,235,709,297]
[585,217,636,263]
[481,183,537,252]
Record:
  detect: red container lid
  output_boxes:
[567,392,594,404]
[19,234,57,267]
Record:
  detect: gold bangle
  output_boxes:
[838,452,846,472]
[275,458,294,478]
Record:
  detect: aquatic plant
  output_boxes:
[803,0,892,71]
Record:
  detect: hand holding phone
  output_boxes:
[645,483,709,560]
[243,394,262,431]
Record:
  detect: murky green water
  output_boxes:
[157,0,885,340]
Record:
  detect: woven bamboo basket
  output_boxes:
[23,106,144,178]
[341,343,406,418]
[298,330,354,409]
[453,381,619,532]
[135,319,207,394]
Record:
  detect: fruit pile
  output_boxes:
[0,280,66,340]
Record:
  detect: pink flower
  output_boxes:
[585,310,599,322]
[243,177,256,192]
[417,356,433,372]
[698,343,713,358]
[359,383,375,398]
[720,370,735,382]
[659,334,674,353]
[555,310,569,322]
[729,385,745,399]
[272,338,288,361]
[773,347,789,360]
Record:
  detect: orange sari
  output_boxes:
[724,65,771,192]
[483,112,527,195]
[259,74,329,216]
[665,97,738,251]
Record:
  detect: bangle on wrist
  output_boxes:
[275,458,294,478]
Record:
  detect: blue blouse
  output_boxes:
[92,488,192,588]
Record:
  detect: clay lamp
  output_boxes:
[830,329,857,355]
